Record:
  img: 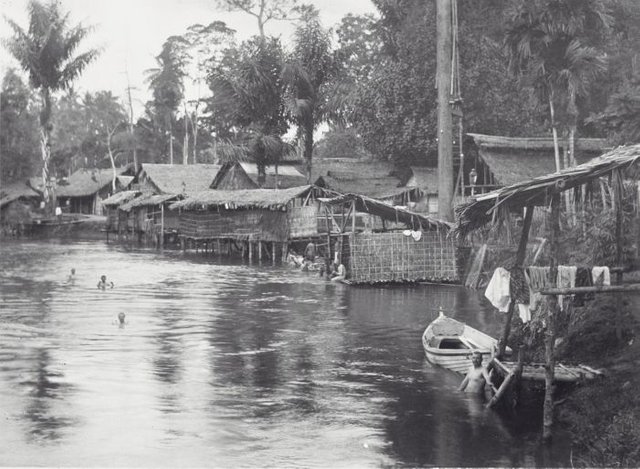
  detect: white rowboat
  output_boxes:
[422,311,510,374]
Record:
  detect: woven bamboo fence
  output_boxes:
[288,205,320,238]
[348,230,458,284]
[180,209,289,241]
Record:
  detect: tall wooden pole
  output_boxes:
[437,0,454,221]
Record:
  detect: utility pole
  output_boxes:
[125,65,138,173]
[436,0,454,221]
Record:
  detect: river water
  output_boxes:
[0,240,571,467]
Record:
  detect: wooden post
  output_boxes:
[614,170,623,341]
[241,241,246,259]
[351,200,357,234]
[258,241,262,263]
[498,205,534,357]
[160,203,165,249]
[326,208,332,278]
[436,0,454,221]
[217,239,221,256]
[543,193,561,442]
[249,241,253,263]
[272,242,276,266]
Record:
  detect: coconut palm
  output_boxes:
[4,0,99,211]
[505,0,611,171]
[282,8,334,182]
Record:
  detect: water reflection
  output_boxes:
[0,240,572,467]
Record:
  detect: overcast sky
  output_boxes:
[0,0,377,116]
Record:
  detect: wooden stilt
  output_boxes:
[543,193,561,443]
[498,205,534,357]
[258,241,262,263]
[249,241,253,263]
[272,242,276,265]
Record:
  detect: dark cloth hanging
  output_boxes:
[574,266,594,306]
[509,266,530,305]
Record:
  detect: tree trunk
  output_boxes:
[192,103,199,164]
[183,105,189,165]
[549,94,561,173]
[275,163,279,189]
[169,118,174,165]
[304,121,314,184]
[107,126,117,192]
[436,0,454,221]
[39,88,54,215]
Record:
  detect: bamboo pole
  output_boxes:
[498,205,534,357]
[539,284,640,295]
[249,241,253,263]
[160,204,165,249]
[543,193,561,442]
[258,241,262,264]
[272,242,276,266]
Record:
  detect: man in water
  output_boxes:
[458,351,496,394]
[97,275,114,290]
[67,268,76,283]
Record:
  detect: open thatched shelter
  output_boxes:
[455,144,640,237]
[319,193,460,284]
[463,134,610,196]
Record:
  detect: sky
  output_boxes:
[0,0,377,116]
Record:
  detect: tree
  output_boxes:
[282,7,335,181]
[0,70,40,183]
[504,0,611,171]
[146,36,189,164]
[4,0,99,212]
[213,0,302,38]
[592,76,640,145]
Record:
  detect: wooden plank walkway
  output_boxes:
[492,358,604,383]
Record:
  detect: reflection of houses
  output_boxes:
[464,134,610,195]
[171,185,329,260]
[320,193,459,284]
[102,163,221,243]
[55,167,133,214]
[311,158,420,206]
[212,161,307,190]
[0,180,41,233]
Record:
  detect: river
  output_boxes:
[0,240,572,467]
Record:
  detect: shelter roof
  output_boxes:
[455,144,640,237]
[0,181,40,208]
[101,190,140,208]
[120,193,178,212]
[320,193,453,231]
[139,164,221,195]
[170,185,314,211]
[467,133,610,185]
[55,167,130,197]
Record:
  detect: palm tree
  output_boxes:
[4,0,99,212]
[282,8,334,182]
[505,0,611,171]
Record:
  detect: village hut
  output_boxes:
[211,161,307,190]
[170,185,329,260]
[101,190,139,233]
[462,133,610,195]
[52,166,133,214]
[115,163,222,243]
[0,180,41,235]
[310,158,421,205]
[403,166,439,215]
[319,193,459,284]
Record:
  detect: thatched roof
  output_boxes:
[101,190,140,208]
[239,162,307,189]
[455,144,640,237]
[467,133,610,185]
[55,167,129,197]
[405,167,439,193]
[0,181,40,208]
[320,193,453,231]
[139,164,221,195]
[120,193,178,212]
[170,185,314,211]
[307,158,413,199]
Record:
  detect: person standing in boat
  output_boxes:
[458,351,496,394]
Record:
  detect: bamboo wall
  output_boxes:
[348,230,459,283]
[288,204,320,238]
[180,209,289,241]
